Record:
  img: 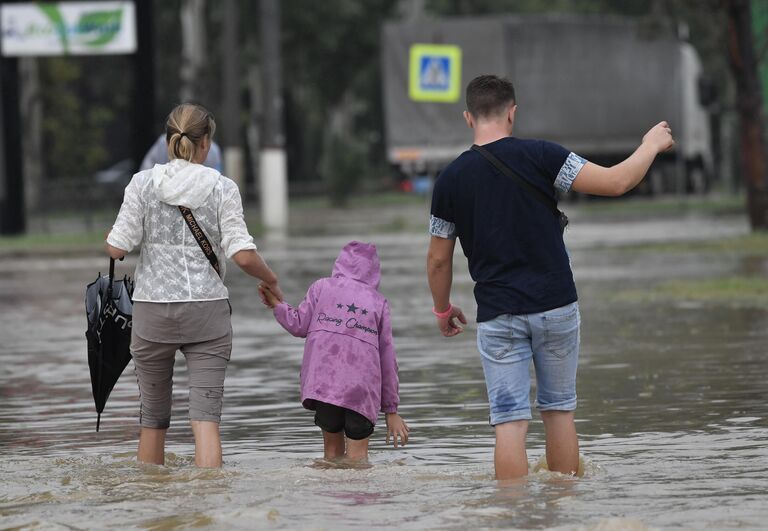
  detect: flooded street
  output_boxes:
[1,203,767,530]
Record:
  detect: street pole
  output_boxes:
[134,0,155,170]
[0,56,25,235]
[259,0,288,235]
[221,0,244,189]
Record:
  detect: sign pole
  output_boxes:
[0,56,25,235]
[133,0,155,168]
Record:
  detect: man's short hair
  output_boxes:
[466,75,516,119]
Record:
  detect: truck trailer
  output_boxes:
[381,14,713,193]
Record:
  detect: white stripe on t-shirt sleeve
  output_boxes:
[429,215,457,239]
[554,152,587,193]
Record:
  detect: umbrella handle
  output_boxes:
[107,258,115,299]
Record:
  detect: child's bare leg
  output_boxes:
[541,410,579,475]
[344,437,369,461]
[322,430,345,459]
[494,420,529,480]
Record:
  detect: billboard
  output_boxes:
[0,1,136,56]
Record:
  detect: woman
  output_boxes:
[106,103,281,467]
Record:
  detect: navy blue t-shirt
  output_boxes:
[429,137,587,322]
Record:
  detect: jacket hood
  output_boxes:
[151,159,220,209]
[331,241,381,289]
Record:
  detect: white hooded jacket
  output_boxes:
[107,159,257,302]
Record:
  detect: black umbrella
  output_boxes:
[85,257,134,431]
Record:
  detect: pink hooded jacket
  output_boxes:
[273,241,399,425]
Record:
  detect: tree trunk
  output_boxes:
[725,0,768,230]
[19,58,43,212]
[180,0,207,102]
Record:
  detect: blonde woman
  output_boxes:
[106,103,281,467]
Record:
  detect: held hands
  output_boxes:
[434,304,467,337]
[642,121,675,154]
[385,413,409,448]
[258,282,283,309]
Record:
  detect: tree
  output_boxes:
[279,1,398,204]
[725,0,768,229]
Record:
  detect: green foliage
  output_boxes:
[282,1,396,109]
[322,132,367,207]
[39,55,131,180]
[751,0,768,110]
[279,0,398,201]
[426,0,649,16]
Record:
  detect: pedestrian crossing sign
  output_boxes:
[409,44,462,103]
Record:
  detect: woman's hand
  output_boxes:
[258,283,282,308]
[104,239,128,260]
[385,413,409,448]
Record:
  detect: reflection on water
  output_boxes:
[2,224,768,529]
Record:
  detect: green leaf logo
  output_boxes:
[38,3,68,52]
[77,9,123,47]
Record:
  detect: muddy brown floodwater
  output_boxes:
[1,205,766,530]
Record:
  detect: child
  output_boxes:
[260,241,408,461]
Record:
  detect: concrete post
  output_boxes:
[258,0,287,235]
[221,0,244,189]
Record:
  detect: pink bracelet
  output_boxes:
[432,304,453,319]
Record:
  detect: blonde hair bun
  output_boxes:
[165,103,216,162]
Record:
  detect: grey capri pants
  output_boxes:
[130,300,232,429]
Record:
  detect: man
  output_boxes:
[426,74,674,480]
[140,133,223,171]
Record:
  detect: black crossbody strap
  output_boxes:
[178,206,221,277]
[471,144,562,218]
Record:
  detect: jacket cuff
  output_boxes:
[106,231,132,253]
[381,405,398,414]
[225,241,257,259]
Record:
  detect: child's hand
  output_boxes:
[259,283,281,308]
[385,413,409,448]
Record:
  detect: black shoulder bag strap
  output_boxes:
[178,206,221,277]
[471,144,569,232]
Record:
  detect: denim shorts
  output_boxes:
[477,302,580,426]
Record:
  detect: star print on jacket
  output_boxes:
[346,303,359,313]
